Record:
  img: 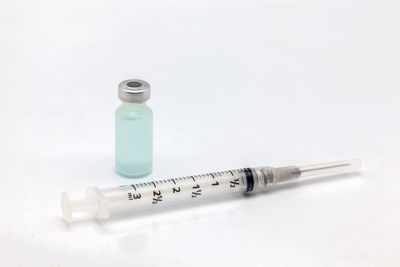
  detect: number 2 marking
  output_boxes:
[173,187,181,193]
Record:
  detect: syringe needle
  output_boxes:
[297,159,361,178]
[300,163,352,173]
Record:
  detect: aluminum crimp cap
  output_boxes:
[118,79,150,103]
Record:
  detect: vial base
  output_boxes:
[116,162,152,178]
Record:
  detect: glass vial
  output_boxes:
[115,79,153,178]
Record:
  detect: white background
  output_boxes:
[1,0,399,266]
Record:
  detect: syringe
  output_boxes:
[61,159,361,223]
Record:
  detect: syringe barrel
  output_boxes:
[100,168,253,219]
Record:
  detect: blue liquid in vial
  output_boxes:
[115,102,153,178]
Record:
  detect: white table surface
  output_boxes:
[1,0,399,266]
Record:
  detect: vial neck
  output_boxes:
[122,101,147,106]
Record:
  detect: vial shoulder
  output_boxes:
[115,103,152,120]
